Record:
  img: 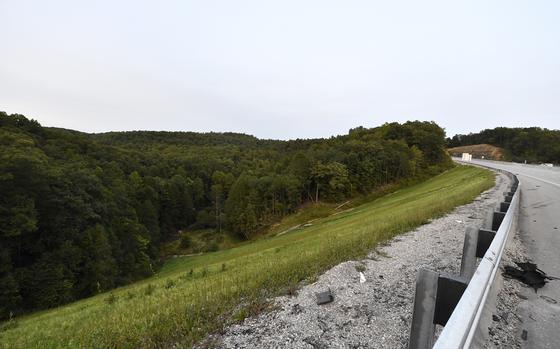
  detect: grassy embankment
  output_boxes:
[0,165,494,349]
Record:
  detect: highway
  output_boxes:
[470,159,560,349]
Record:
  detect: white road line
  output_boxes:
[517,173,560,189]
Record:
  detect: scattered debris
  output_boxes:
[503,262,558,292]
[315,289,334,305]
[517,293,528,300]
[354,263,366,273]
[539,295,557,304]
[334,201,351,210]
[455,220,463,223]
[359,272,366,284]
[291,304,303,315]
[276,225,301,236]
[492,314,500,322]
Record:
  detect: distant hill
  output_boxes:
[447,144,505,160]
[447,127,560,164]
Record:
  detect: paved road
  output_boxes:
[469,159,560,349]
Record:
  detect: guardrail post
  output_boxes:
[434,274,468,326]
[499,202,510,213]
[461,227,497,280]
[409,271,469,349]
[476,229,496,257]
[460,226,478,281]
[484,210,494,231]
[491,212,505,231]
[409,269,438,349]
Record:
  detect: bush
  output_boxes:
[165,279,176,289]
[143,284,155,296]
[180,235,192,249]
[104,293,117,305]
[125,291,135,300]
[205,242,219,252]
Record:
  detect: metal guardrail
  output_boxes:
[433,178,519,348]
[409,163,520,348]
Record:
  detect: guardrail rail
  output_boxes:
[409,165,520,349]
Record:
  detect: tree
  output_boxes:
[210,171,234,232]
[0,111,453,315]
[311,162,350,202]
[225,173,258,239]
[75,225,117,296]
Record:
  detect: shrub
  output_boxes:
[180,235,192,249]
[165,279,176,289]
[104,293,117,305]
[143,284,155,296]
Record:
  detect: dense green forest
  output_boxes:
[0,111,451,319]
[447,127,560,164]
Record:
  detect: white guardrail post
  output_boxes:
[409,164,520,349]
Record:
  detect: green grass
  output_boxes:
[0,165,494,349]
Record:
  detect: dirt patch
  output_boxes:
[448,144,505,160]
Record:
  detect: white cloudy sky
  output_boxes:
[1,0,559,139]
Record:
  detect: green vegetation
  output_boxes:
[0,111,453,318]
[0,165,494,348]
[160,229,241,257]
[447,127,560,164]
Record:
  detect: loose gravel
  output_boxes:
[202,172,517,349]
[483,233,527,349]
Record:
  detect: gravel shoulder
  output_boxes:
[483,232,527,349]
[203,171,517,349]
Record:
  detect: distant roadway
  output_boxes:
[469,159,560,349]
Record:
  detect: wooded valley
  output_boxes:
[0,112,451,318]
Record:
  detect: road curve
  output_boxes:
[469,159,560,349]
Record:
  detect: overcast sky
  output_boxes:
[1,1,559,139]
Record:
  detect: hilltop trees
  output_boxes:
[0,112,451,318]
[447,127,560,164]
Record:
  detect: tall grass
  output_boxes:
[0,166,494,349]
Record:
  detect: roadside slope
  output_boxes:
[210,169,509,349]
[0,166,494,349]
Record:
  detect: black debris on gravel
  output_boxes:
[502,262,558,292]
[316,289,334,305]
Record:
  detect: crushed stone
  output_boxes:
[484,228,528,349]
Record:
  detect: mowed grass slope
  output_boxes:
[0,166,494,349]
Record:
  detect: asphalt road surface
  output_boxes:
[469,159,560,349]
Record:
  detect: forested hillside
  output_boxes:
[0,111,451,318]
[447,127,560,164]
